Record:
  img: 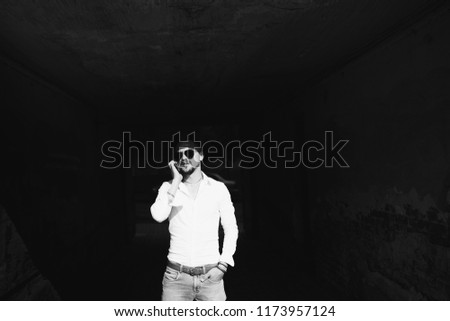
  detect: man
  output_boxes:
[150,140,238,301]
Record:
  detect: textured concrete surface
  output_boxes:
[0,205,60,300]
[299,4,450,299]
[0,0,445,116]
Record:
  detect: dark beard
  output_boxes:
[181,166,196,177]
[179,161,199,178]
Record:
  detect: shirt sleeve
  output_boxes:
[218,183,239,267]
[150,181,181,222]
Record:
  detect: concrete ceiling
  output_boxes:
[0,0,444,118]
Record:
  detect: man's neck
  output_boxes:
[183,167,203,184]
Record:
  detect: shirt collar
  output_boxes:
[178,171,211,193]
[200,171,212,186]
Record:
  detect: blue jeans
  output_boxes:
[161,266,227,301]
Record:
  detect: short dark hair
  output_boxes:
[174,140,203,154]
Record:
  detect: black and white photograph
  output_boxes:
[0,0,449,307]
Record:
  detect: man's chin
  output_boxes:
[180,166,195,175]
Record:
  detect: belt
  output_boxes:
[167,261,217,276]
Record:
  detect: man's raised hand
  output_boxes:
[168,160,183,182]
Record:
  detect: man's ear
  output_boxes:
[199,153,204,161]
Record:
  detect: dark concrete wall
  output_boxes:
[0,60,127,299]
[0,205,59,299]
[297,6,450,299]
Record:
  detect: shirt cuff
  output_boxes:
[219,254,235,267]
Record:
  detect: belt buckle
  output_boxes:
[188,267,201,276]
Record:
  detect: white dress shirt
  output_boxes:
[150,172,238,267]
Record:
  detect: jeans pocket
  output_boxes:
[205,276,223,284]
[164,267,181,281]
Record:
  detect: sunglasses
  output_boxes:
[175,149,195,162]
